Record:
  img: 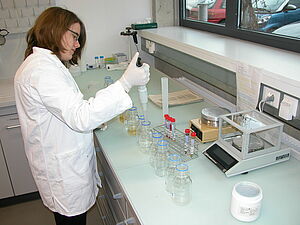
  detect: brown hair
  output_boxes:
[25,7,86,65]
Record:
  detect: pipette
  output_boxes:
[121,27,149,118]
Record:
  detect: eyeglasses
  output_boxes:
[67,28,80,42]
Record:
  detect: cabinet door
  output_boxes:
[0,142,14,198]
[0,114,37,196]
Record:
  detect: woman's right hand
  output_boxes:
[119,52,150,92]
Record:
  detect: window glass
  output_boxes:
[240,0,300,38]
[185,0,226,25]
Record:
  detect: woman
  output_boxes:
[14,7,150,225]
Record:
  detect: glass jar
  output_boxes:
[154,140,169,177]
[149,132,163,167]
[104,76,114,88]
[165,154,181,194]
[136,114,145,142]
[173,164,192,206]
[138,121,152,154]
[125,106,139,136]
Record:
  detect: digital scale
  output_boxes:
[202,110,291,177]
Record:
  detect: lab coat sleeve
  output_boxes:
[32,66,132,132]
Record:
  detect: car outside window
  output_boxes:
[180,0,300,53]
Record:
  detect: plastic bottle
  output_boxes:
[165,154,181,195]
[125,106,139,136]
[94,56,99,68]
[99,56,105,68]
[149,132,163,167]
[154,140,169,177]
[138,121,152,154]
[173,164,192,206]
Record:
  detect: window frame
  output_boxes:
[179,0,300,53]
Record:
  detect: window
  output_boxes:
[180,0,300,53]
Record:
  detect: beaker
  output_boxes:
[138,121,152,154]
[149,132,163,167]
[125,106,139,136]
[165,154,181,194]
[173,163,192,206]
[136,114,145,142]
[104,76,114,88]
[154,140,169,177]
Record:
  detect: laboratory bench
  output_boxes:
[74,68,300,225]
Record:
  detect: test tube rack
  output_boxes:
[153,125,200,162]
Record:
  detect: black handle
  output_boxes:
[136,57,142,67]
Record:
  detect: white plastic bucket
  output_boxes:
[230,181,263,222]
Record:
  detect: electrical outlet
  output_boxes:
[263,86,281,109]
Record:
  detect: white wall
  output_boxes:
[0,0,153,78]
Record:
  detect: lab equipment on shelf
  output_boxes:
[138,121,152,154]
[184,129,190,154]
[94,56,99,68]
[149,132,163,167]
[165,154,181,194]
[154,140,169,177]
[190,132,197,156]
[172,163,192,206]
[124,106,139,136]
[99,56,104,68]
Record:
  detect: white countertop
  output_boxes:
[0,78,15,108]
[139,26,300,89]
[78,68,300,225]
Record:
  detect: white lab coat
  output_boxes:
[14,47,132,216]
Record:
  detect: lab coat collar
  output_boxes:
[33,47,65,68]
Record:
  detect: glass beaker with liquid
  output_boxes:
[138,121,152,154]
[125,106,139,136]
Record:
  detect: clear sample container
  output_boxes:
[154,140,169,177]
[173,163,192,206]
[149,132,163,167]
[138,121,152,154]
[136,114,145,141]
[104,76,113,88]
[99,56,105,68]
[125,106,139,136]
[165,154,181,194]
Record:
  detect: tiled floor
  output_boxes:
[0,199,102,225]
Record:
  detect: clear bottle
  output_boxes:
[149,132,163,167]
[99,56,105,68]
[138,121,152,154]
[125,106,139,136]
[94,56,99,68]
[154,140,169,177]
[136,114,145,142]
[165,154,181,194]
[104,76,114,88]
[173,164,192,206]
